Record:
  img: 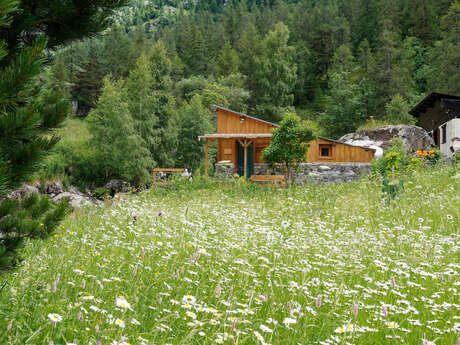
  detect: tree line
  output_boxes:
[41,0,460,186]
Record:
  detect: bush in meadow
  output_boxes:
[262,112,316,184]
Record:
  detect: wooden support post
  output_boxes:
[236,139,252,178]
[244,140,248,177]
[205,138,209,177]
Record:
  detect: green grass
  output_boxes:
[1,167,459,345]
[356,119,393,131]
[55,118,91,147]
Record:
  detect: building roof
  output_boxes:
[409,92,460,117]
[213,105,280,128]
[199,133,272,140]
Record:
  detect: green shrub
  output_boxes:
[372,139,419,178]
[92,187,110,200]
[37,119,107,189]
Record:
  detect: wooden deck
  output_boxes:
[250,174,286,186]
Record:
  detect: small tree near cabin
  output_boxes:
[262,112,316,184]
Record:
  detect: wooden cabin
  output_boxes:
[199,106,376,177]
[409,92,460,157]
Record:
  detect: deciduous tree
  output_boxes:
[262,112,315,184]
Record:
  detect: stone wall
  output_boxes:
[215,162,236,180]
[215,162,372,184]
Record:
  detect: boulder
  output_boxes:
[8,184,40,200]
[45,180,64,195]
[104,179,130,196]
[53,192,92,208]
[340,125,433,158]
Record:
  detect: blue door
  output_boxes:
[237,142,254,178]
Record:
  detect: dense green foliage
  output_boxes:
[0,0,127,266]
[38,0,460,188]
[50,0,460,123]
[262,112,315,183]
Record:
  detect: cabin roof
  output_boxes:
[199,133,272,140]
[409,92,460,117]
[214,105,280,128]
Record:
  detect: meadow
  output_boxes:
[0,167,459,345]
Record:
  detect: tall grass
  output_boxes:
[0,166,459,345]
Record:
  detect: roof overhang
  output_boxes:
[199,133,273,140]
[409,92,460,117]
[213,105,280,127]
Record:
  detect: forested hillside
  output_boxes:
[41,0,460,185]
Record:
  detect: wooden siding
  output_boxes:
[217,108,276,134]
[306,138,374,163]
[218,139,237,163]
[214,109,374,168]
[217,138,374,166]
[217,138,269,167]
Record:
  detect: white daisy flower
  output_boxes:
[48,313,62,323]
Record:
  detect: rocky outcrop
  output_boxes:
[52,192,93,208]
[45,180,64,196]
[104,179,131,196]
[340,125,433,158]
[8,181,96,208]
[8,184,40,200]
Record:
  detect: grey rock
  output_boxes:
[340,125,434,156]
[8,184,40,200]
[104,179,130,195]
[215,162,236,180]
[46,180,64,195]
[216,162,372,185]
[53,192,91,208]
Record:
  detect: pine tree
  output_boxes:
[356,39,378,117]
[125,54,159,160]
[0,5,70,266]
[149,41,173,91]
[127,24,149,71]
[215,42,241,76]
[237,23,262,112]
[72,49,105,117]
[0,0,128,266]
[147,42,177,167]
[175,95,213,171]
[0,0,129,61]
[384,94,416,125]
[87,77,153,185]
[101,25,133,79]
[428,2,460,94]
[254,22,297,123]
[368,20,415,116]
[321,45,367,138]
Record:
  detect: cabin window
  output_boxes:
[441,124,447,144]
[319,144,333,158]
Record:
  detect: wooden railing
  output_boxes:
[152,168,187,186]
